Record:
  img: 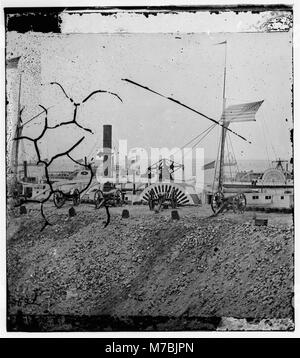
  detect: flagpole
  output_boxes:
[218,40,228,191]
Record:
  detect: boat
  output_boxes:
[205,40,293,211]
[220,159,294,211]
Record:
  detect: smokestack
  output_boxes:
[23,160,27,180]
[103,124,112,179]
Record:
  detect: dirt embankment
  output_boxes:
[7,204,294,330]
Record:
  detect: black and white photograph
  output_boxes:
[2,2,297,335]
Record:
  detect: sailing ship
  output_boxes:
[7,38,293,211]
[6,57,84,202]
[205,41,293,211]
[122,39,293,211]
[6,57,48,201]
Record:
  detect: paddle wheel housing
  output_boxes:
[140,182,193,209]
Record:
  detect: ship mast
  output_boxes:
[13,73,22,183]
[218,40,228,191]
[9,66,23,194]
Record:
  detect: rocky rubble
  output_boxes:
[7,204,294,329]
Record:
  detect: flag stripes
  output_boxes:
[221,100,264,123]
[203,160,215,170]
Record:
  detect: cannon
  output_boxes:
[101,182,123,207]
[80,182,123,208]
[53,180,124,209]
[53,182,104,209]
[211,191,247,215]
[53,188,80,208]
[148,187,177,211]
[79,183,105,209]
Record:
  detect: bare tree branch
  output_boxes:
[40,203,52,231]
[82,90,123,104]
[12,81,122,230]
[47,137,85,167]
[47,82,73,102]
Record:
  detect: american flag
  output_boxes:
[203,160,215,170]
[221,100,264,123]
[6,56,21,69]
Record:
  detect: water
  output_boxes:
[22,158,279,187]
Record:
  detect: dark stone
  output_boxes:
[69,207,76,217]
[255,218,268,226]
[171,210,180,220]
[122,209,130,218]
[19,205,27,215]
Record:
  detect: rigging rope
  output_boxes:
[170,122,218,158]
[259,115,272,168]
[261,113,277,163]
[181,123,218,159]
[180,123,216,150]
[191,124,217,149]
[122,78,250,143]
[228,132,240,175]
[212,127,222,193]
[22,104,56,127]
[225,135,233,181]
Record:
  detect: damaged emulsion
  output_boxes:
[6,9,63,33]
[6,5,293,232]
[14,83,122,231]
[5,5,293,33]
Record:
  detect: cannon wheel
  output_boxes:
[53,190,66,208]
[211,191,224,213]
[72,189,81,206]
[114,189,123,207]
[235,193,247,213]
[94,189,105,209]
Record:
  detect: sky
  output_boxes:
[6,10,293,169]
